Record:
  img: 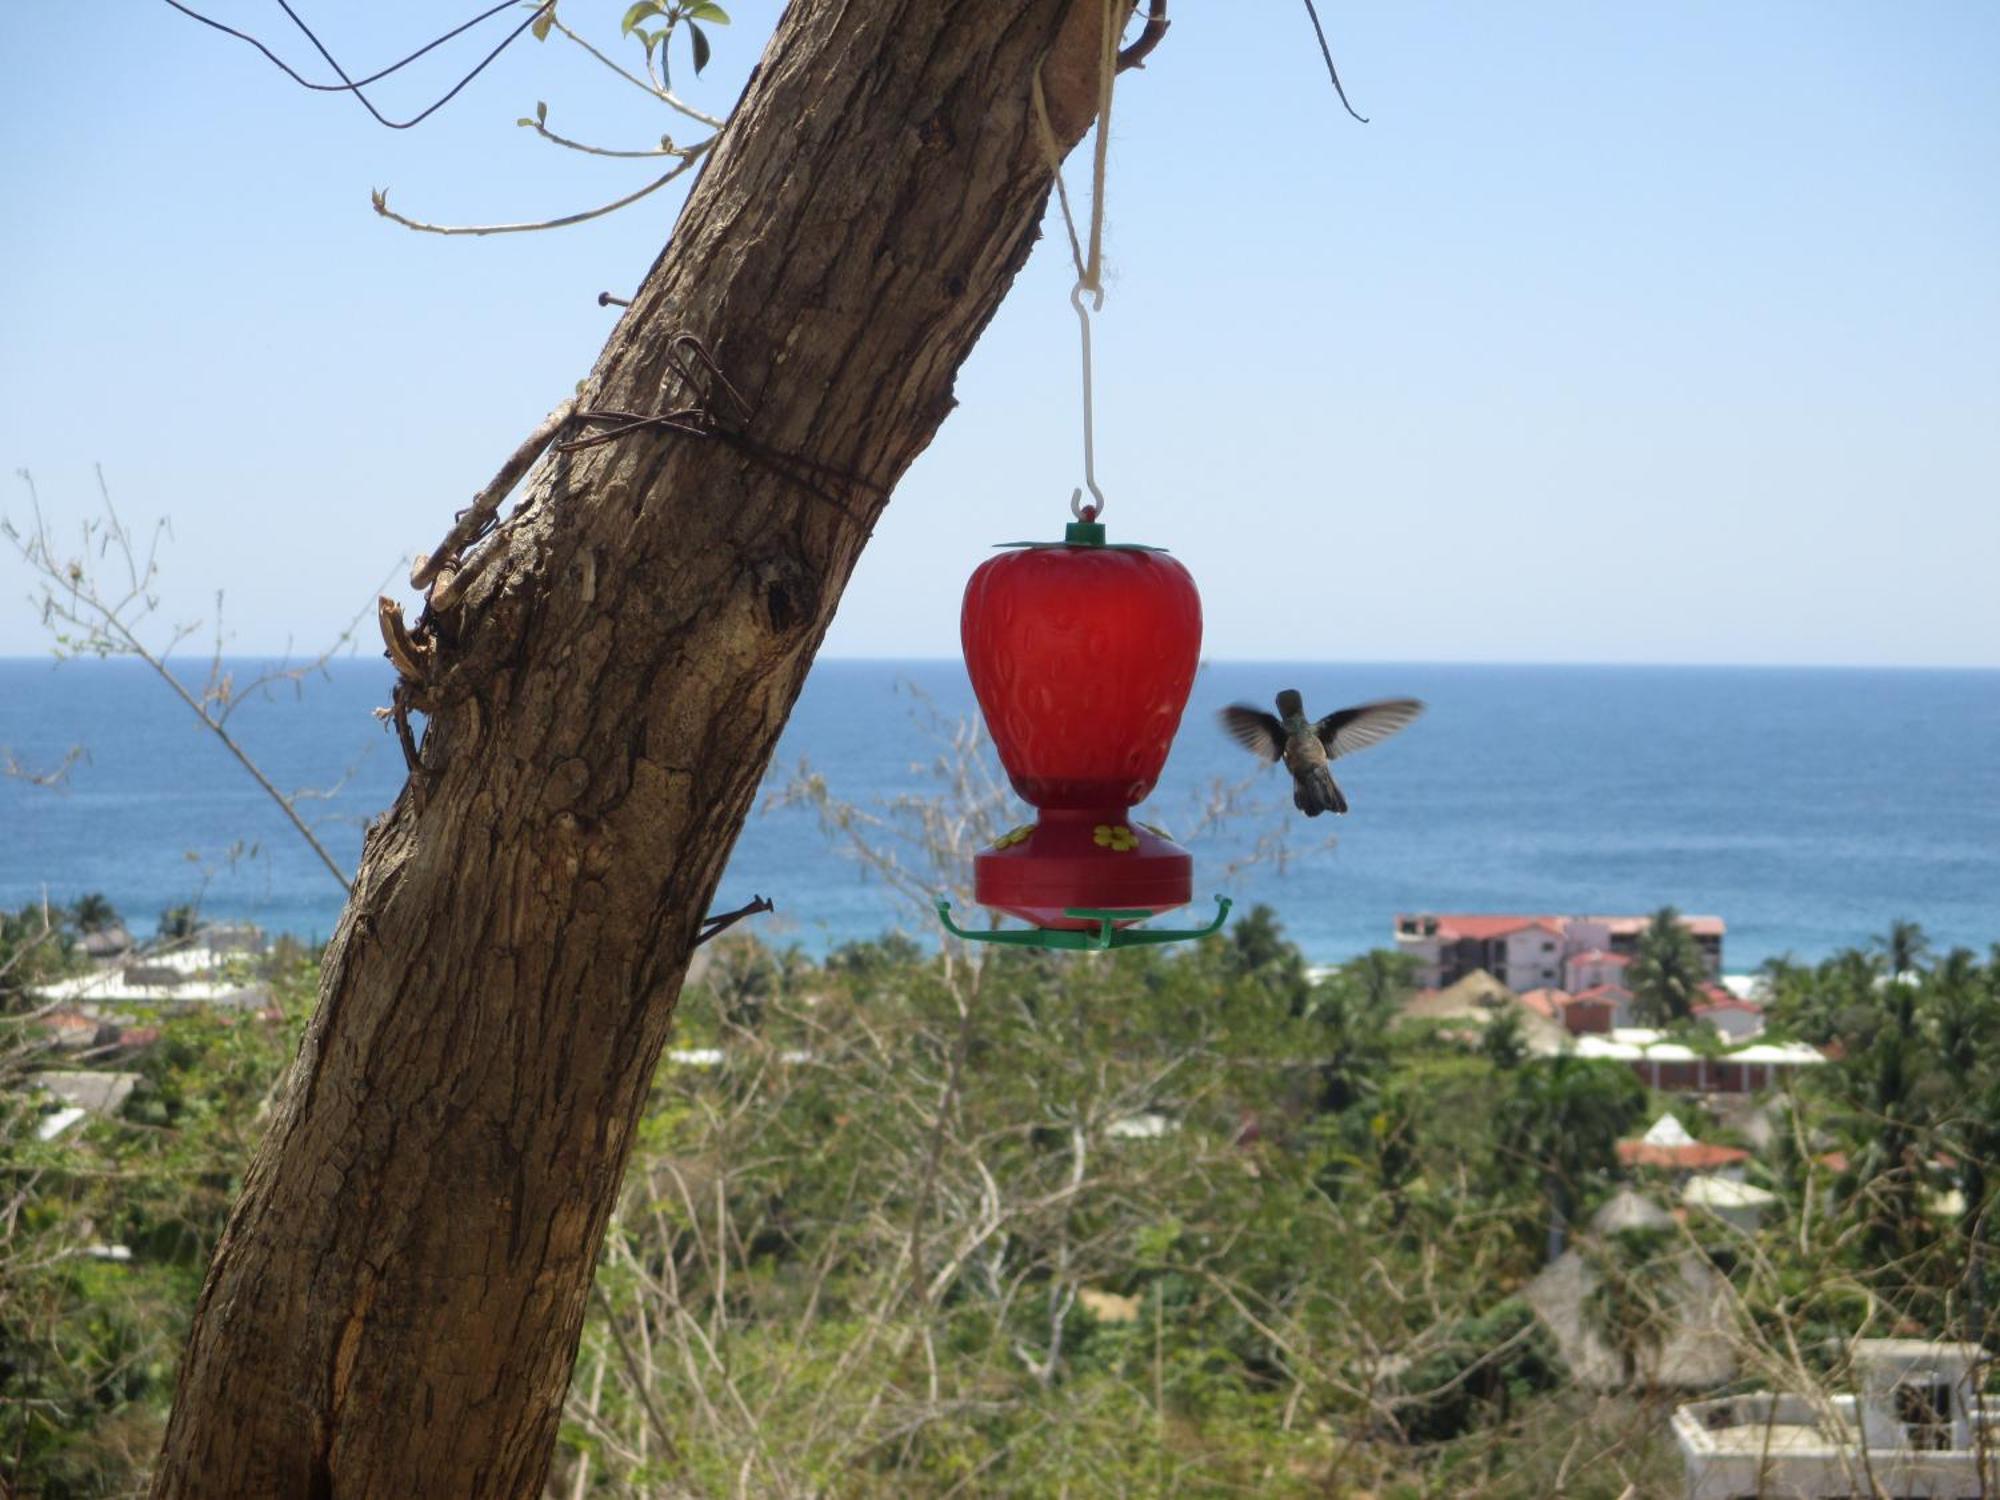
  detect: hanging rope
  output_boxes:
[1031,0,1122,521]
[1066,282,1104,521]
[1029,70,1088,292]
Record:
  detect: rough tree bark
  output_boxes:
[149,3,1133,1495]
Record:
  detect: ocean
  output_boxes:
[1,658,1995,969]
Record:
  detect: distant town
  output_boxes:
[1378,910,1989,1495]
[1388,910,1823,1092]
[13,902,1998,1496]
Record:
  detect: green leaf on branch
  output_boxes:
[685,1,730,23]
[688,20,711,74]
[536,100,548,124]
[529,4,555,42]
[621,1,663,34]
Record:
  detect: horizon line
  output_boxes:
[4,654,1998,673]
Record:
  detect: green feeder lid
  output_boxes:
[995,517,1167,553]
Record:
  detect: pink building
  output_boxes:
[1394,913,1725,990]
[1564,948,1631,993]
[1588,914,1725,977]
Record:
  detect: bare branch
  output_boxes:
[5,470,359,893]
[412,397,576,590]
[1116,0,1168,71]
[522,116,692,159]
[0,745,89,791]
[371,145,710,237]
[695,894,775,947]
[376,597,432,688]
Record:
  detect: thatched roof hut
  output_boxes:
[1525,1208,1738,1391]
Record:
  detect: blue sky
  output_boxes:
[2,2,1995,665]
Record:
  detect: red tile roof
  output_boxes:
[1518,987,1570,1019]
[1571,983,1632,1004]
[1618,1140,1751,1171]
[1595,914,1726,937]
[1444,917,1539,940]
[1402,913,1726,943]
[1406,915,1566,941]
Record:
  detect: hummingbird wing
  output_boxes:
[1218,705,1285,763]
[1314,698,1426,760]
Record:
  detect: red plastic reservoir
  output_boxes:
[961,521,1201,929]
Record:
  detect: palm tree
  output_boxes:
[1807,945,1891,1048]
[1761,952,1837,1043]
[1628,906,1708,1027]
[1929,964,1998,1343]
[1931,946,1980,1009]
[1370,1088,1420,1229]
[1875,918,1930,981]
[1224,904,1311,1013]
[1500,1056,1647,1261]
[1306,978,1390,1114]
[69,892,120,934]
[1931,953,1984,1065]
[1340,949,1420,1024]
[1830,990,1930,1266]
[1480,1006,1530,1069]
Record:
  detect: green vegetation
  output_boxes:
[1,904,312,1497]
[5,910,2000,1496]
[1,903,79,1007]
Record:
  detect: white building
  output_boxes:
[30,1070,142,1139]
[1675,1340,2000,1498]
[30,968,272,1011]
[1573,1030,1826,1096]
[1694,992,1767,1042]
[29,928,275,1013]
[1681,1174,1778,1233]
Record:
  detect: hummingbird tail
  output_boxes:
[1294,766,1348,817]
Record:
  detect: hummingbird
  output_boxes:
[1218,691,1425,817]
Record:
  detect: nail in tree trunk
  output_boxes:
[149,2,1130,1494]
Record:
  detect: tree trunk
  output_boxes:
[1544,1175,1567,1264]
[1963,1158,1987,1347]
[150,3,1128,1495]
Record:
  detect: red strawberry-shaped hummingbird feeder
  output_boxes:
[937,48,1229,949]
[936,510,1231,951]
